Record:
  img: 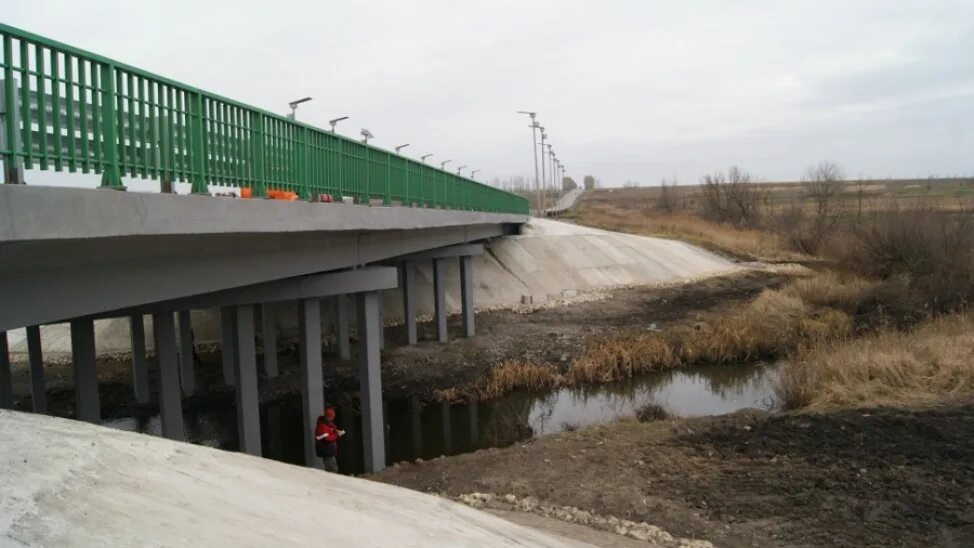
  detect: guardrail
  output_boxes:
[0,23,528,214]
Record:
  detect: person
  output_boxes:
[314,408,345,472]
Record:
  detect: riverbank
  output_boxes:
[372,403,974,547]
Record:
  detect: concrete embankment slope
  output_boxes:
[0,410,583,547]
[9,219,740,358]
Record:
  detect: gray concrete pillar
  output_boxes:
[234,305,261,456]
[153,312,185,441]
[0,332,11,409]
[356,291,385,474]
[220,306,237,386]
[410,394,422,458]
[334,294,351,360]
[433,258,448,343]
[260,303,279,378]
[26,325,47,413]
[298,297,323,468]
[177,310,195,396]
[377,292,385,350]
[70,318,99,423]
[129,315,150,404]
[401,262,417,345]
[460,255,475,338]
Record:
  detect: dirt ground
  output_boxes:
[372,404,974,548]
[8,270,785,418]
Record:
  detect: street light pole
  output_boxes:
[517,111,542,216]
[421,153,433,163]
[538,130,548,215]
[329,116,349,132]
[395,144,410,154]
[457,165,467,175]
[288,97,312,120]
[471,169,480,179]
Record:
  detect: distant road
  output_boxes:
[545,188,584,216]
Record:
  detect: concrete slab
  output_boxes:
[0,410,579,547]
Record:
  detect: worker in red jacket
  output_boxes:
[314,408,344,472]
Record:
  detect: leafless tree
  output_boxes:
[657,178,678,213]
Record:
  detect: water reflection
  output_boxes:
[105,362,778,475]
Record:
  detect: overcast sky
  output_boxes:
[6,0,974,187]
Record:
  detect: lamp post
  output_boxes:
[329,116,349,132]
[517,111,542,215]
[288,97,312,120]
[471,169,480,179]
[440,160,452,170]
[360,128,374,144]
[539,128,547,212]
[457,165,467,175]
[421,153,434,163]
[395,144,410,154]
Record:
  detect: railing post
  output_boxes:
[2,36,25,183]
[250,112,265,197]
[299,125,310,200]
[98,63,123,189]
[384,153,392,206]
[188,92,207,194]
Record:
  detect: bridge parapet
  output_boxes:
[0,23,528,214]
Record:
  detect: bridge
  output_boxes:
[0,23,528,473]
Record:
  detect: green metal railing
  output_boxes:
[0,23,528,214]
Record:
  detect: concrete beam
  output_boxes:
[391,243,484,263]
[260,303,279,378]
[357,291,385,474]
[400,262,417,345]
[298,298,323,468]
[129,315,150,404]
[177,310,195,396]
[433,258,448,343]
[334,295,351,361]
[0,332,11,409]
[153,312,184,441]
[91,267,399,321]
[26,325,47,413]
[70,318,99,423]
[460,255,475,338]
[234,305,261,456]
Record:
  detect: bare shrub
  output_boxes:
[699,166,764,227]
[636,403,669,422]
[657,178,679,213]
[477,361,558,399]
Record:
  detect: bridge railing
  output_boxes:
[0,23,528,215]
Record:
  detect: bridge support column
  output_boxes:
[298,297,323,468]
[70,318,100,423]
[26,326,47,413]
[177,310,195,396]
[357,290,385,473]
[433,258,448,343]
[220,306,237,386]
[377,293,385,350]
[129,315,150,404]
[401,262,417,345]
[460,255,475,337]
[153,312,184,441]
[234,305,261,456]
[260,303,279,378]
[334,295,351,360]
[0,331,11,409]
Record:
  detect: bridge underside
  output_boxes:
[0,184,524,331]
[0,184,525,473]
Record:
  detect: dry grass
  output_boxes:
[437,360,560,401]
[575,205,803,262]
[777,314,974,409]
[567,281,853,384]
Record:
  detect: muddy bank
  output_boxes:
[373,404,974,547]
[9,270,786,419]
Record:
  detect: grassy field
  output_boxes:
[564,175,974,410]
